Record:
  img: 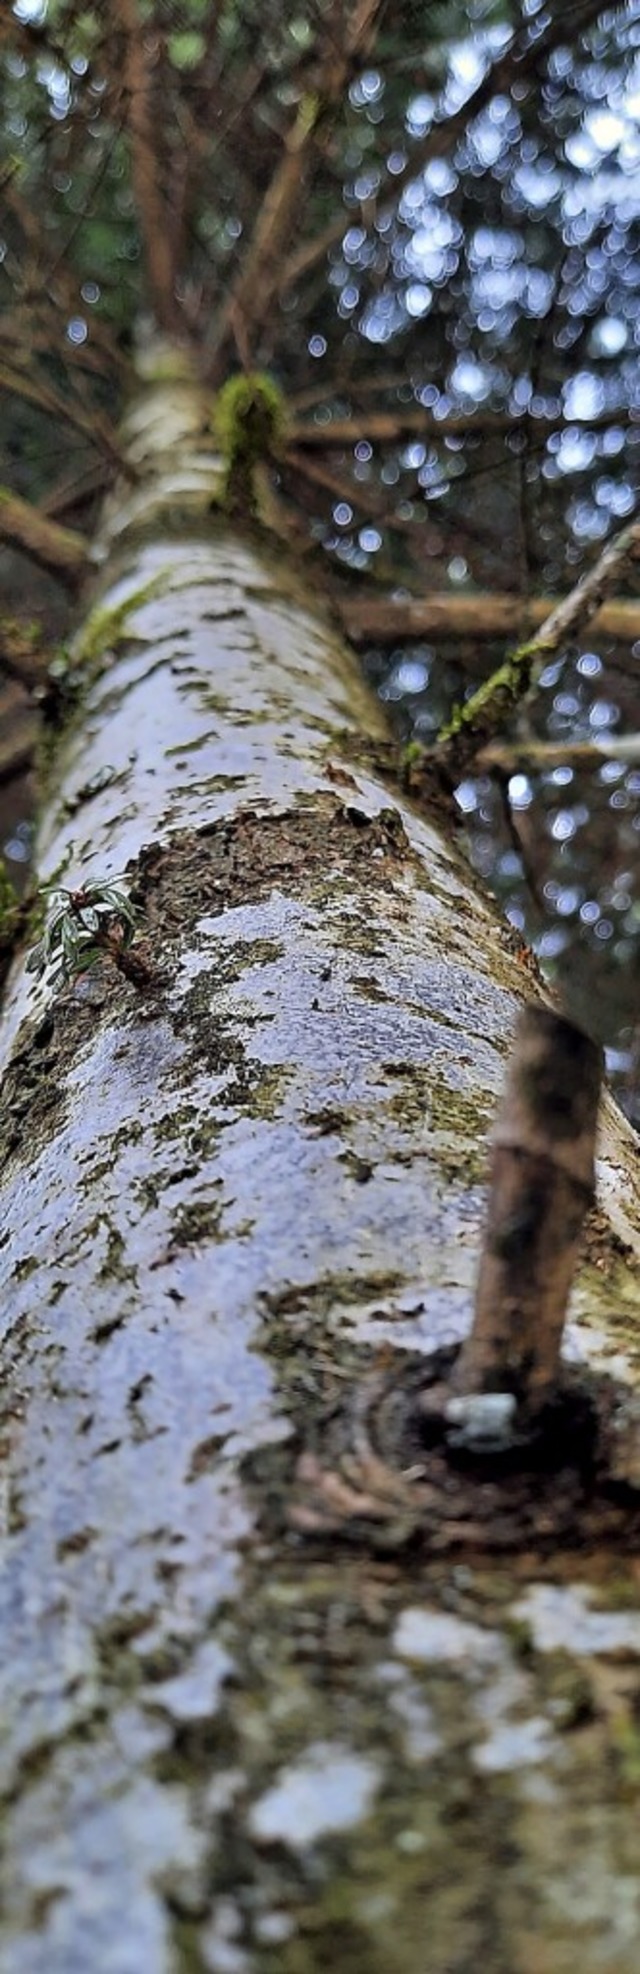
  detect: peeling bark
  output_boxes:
[2,357,640,1972]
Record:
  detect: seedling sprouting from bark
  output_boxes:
[26,879,153,994]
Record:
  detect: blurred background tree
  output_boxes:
[1,0,639,1089]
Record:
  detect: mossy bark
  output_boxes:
[2,356,640,1973]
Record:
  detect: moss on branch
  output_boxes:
[437,634,548,751]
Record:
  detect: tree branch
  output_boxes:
[338,586,640,647]
[207,92,322,373]
[432,515,640,771]
[285,445,443,543]
[0,358,126,474]
[278,0,607,297]
[206,0,388,372]
[520,517,640,674]
[289,406,637,448]
[0,489,89,587]
[0,708,36,788]
[113,0,180,332]
[479,734,640,773]
[2,179,132,385]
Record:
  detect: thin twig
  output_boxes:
[522,517,640,688]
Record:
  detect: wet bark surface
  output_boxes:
[2,364,640,1972]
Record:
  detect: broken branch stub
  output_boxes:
[455,1006,603,1415]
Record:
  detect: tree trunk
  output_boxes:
[2,353,640,1973]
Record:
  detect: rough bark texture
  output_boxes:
[2,358,640,1972]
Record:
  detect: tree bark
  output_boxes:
[2,352,640,1972]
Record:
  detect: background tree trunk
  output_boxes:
[2,362,640,1972]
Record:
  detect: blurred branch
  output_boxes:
[285,445,442,543]
[0,710,36,789]
[113,0,181,332]
[433,514,640,773]
[339,589,640,645]
[206,0,388,372]
[479,735,640,772]
[0,359,126,473]
[0,489,89,588]
[2,180,131,385]
[0,619,47,692]
[207,92,323,373]
[289,407,638,447]
[0,9,77,79]
[278,0,608,296]
[42,465,111,522]
[173,50,271,272]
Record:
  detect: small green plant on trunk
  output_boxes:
[26,879,153,994]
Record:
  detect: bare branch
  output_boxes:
[0,711,36,789]
[207,93,322,372]
[285,445,441,541]
[42,466,111,522]
[338,587,640,646]
[2,180,131,384]
[0,489,89,588]
[479,734,640,773]
[206,0,388,371]
[289,407,638,448]
[0,360,126,473]
[174,48,271,259]
[113,0,180,332]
